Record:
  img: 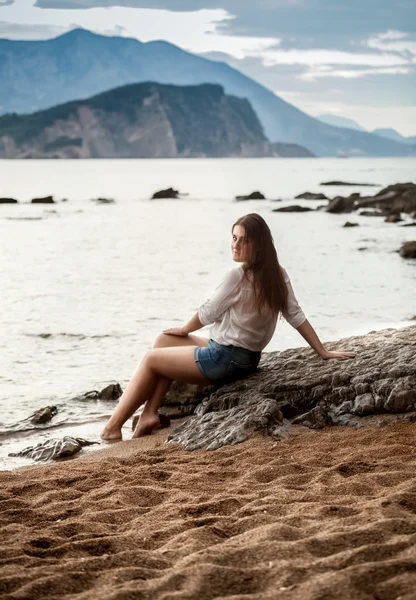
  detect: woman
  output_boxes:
[101,213,354,441]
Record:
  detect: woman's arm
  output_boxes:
[296,319,355,360]
[282,268,354,360]
[164,313,203,337]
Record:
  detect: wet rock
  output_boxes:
[31,196,55,204]
[9,437,97,461]
[167,326,416,451]
[0,197,18,204]
[321,181,378,186]
[235,191,266,201]
[343,222,359,227]
[399,241,416,258]
[151,188,180,199]
[30,406,58,425]
[81,383,123,401]
[295,192,328,200]
[400,222,416,227]
[272,205,314,213]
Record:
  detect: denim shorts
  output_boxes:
[194,339,261,386]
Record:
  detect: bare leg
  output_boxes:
[132,376,172,437]
[101,334,208,440]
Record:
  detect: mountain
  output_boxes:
[0,82,275,158]
[317,114,366,132]
[0,28,413,157]
[372,128,416,145]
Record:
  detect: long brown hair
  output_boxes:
[232,213,288,317]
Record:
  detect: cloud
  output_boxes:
[299,66,412,81]
[0,20,70,38]
[366,29,416,55]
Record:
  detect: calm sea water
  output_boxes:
[1,157,415,469]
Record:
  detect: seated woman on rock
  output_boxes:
[101,213,354,440]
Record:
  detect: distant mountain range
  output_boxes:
[0,28,414,157]
[317,114,416,145]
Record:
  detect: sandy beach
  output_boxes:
[1,422,416,599]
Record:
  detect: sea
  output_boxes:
[1,157,415,469]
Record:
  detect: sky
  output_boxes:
[1,0,415,135]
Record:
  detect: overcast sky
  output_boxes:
[1,0,415,135]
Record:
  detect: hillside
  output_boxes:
[0,29,413,157]
[0,82,273,159]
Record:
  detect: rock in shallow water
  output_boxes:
[9,437,97,461]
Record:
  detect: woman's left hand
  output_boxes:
[320,349,355,360]
[163,327,188,336]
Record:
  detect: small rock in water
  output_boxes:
[343,222,359,228]
[31,196,55,204]
[0,197,18,204]
[92,197,115,204]
[235,191,266,201]
[295,192,328,200]
[151,188,180,199]
[399,241,416,258]
[384,214,403,223]
[320,181,378,186]
[81,383,123,401]
[272,205,313,213]
[9,437,97,461]
[30,406,58,425]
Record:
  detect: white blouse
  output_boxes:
[197,265,306,352]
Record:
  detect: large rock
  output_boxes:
[168,326,416,450]
[0,197,18,204]
[9,437,97,461]
[356,183,416,214]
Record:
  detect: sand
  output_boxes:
[1,422,416,600]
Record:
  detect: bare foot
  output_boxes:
[132,414,161,438]
[100,426,123,441]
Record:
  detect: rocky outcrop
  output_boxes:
[0,197,18,204]
[324,183,416,216]
[271,142,315,158]
[167,326,416,450]
[9,437,98,461]
[0,83,272,159]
